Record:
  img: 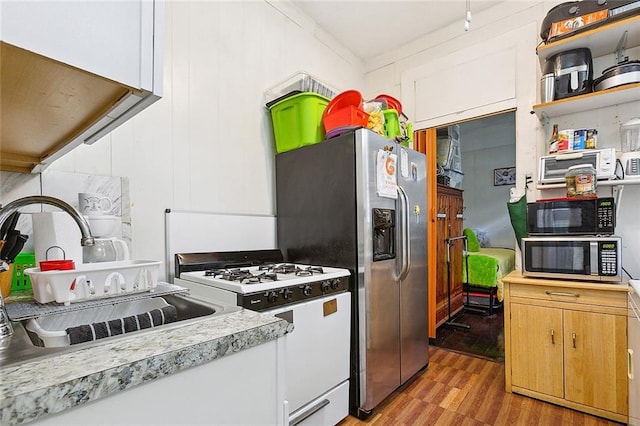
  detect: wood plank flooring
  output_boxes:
[338,346,623,426]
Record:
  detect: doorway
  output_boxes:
[416,111,516,360]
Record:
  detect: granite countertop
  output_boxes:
[0,308,292,425]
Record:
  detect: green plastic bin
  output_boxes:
[12,252,35,292]
[269,92,329,153]
[383,109,400,139]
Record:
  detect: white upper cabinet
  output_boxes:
[2,1,154,90]
[0,0,164,173]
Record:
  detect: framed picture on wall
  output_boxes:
[494,167,516,186]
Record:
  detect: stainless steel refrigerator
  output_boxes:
[275,128,428,419]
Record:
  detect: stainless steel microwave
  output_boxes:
[526,197,615,236]
[522,236,622,282]
[538,148,616,184]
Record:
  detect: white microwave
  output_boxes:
[539,148,616,184]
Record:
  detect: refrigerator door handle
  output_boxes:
[397,186,411,280]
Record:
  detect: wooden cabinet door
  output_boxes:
[564,310,628,415]
[435,185,464,326]
[510,303,564,398]
[435,188,450,324]
[448,192,464,303]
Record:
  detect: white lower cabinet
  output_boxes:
[34,338,287,425]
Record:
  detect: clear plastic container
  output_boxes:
[565,164,597,198]
[265,71,337,108]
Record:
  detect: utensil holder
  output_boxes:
[0,265,13,298]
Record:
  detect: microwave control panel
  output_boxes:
[596,198,615,233]
[598,240,619,276]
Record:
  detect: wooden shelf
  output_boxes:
[537,14,640,63]
[532,82,640,119]
[537,178,640,190]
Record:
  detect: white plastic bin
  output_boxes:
[25,297,170,347]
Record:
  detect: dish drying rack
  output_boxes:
[25,260,163,305]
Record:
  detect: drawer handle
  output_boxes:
[289,399,330,426]
[545,291,580,298]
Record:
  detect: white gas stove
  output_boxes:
[173,249,352,425]
[174,250,350,311]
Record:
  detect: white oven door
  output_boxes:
[267,291,351,425]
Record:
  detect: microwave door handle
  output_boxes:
[590,242,599,275]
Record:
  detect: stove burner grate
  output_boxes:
[204,268,278,284]
[258,263,324,276]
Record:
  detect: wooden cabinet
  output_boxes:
[435,184,464,326]
[0,1,163,173]
[504,272,629,423]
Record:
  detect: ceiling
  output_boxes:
[290,0,503,61]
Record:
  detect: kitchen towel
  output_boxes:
[66,305,178,345]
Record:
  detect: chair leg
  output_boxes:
[489,289,494,315]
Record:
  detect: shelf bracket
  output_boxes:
[540,111,550,125]
[612,184,624,224]
[615,30,629,64]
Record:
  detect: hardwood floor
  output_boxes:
[431,307,505,362]
[338,346,623,426]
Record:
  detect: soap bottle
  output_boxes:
[548,124,559,154]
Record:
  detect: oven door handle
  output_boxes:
[289,399,330,426]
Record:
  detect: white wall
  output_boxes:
[47,1,365,266]
[459,113,516,248]
[363,1,640,278]
[7,1,640,279]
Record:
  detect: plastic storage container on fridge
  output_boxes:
[269,92,330,154]
[265,71,337,108]
[383,109,400,139]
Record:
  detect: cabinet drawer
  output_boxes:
[509,283,627,309]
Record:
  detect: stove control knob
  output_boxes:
[321,281,331,293]
[330,279,340,289]
[281,288,293,300]
[302,285,312,296]
[267,291,278,304]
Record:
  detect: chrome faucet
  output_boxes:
[0,195,95,339]
[0,195,95,247]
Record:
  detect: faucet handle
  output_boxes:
[0,295,14,339]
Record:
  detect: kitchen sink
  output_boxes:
[0,294,241,368]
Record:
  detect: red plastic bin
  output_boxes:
[323,106,369,133]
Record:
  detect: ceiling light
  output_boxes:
[464,0,472,31]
